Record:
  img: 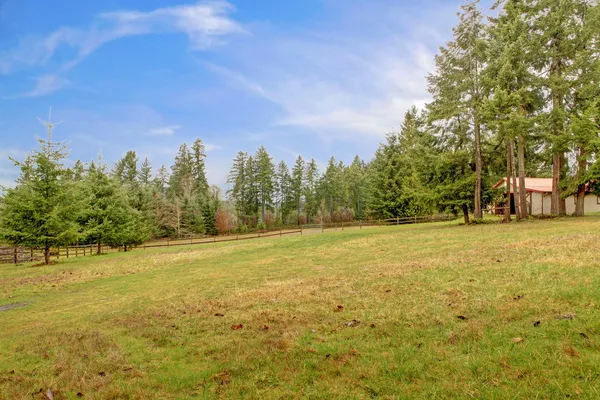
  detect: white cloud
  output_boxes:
[149,125,182,136]
[203,3,449,141]
[5,74,70,98]
[0,1,245,75]
[205,144,223,152]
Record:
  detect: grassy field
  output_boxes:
[1,216,600,399]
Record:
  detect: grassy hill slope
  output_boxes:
[1,216,600,399]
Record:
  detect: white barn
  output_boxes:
[491,177,600,216]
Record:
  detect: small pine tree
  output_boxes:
[0,114,81,264]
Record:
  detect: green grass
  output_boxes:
[1,216,600,399]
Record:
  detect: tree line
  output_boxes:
[1,0,599,265]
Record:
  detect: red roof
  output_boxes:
[492,178,553,193]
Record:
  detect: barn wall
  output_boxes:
[531,192,545,215]
[564,195,600,214]
[530,192,552,215]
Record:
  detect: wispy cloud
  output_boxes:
[149,125,182,136]
[202,62,275,103]
[203,4,447,141]
[5,74,70,98]
[0,1,245,75]
[205,144,223,152]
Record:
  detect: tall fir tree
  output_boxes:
[427,0,487,218]
[254,146,276,222]
[290,156,306,224]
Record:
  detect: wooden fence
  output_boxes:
[0,214,456,265]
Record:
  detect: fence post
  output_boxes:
[30,247,34,262]
[359,220,362,229]
[66,247,69,259]
[414,215,417,224]
[14,247,18,264]
[342,221,344,231]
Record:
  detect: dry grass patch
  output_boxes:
[2,216,600,398]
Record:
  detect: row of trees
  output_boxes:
[0,116,222,264]
[1,0,599,264]
[227,148,369,227]
[426,0,600,221]
[223,0,599,225]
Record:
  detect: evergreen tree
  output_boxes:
[427,0,487,218]
[484,0,541,219]
[0,119,80,264]
[227,151,250,226]
[154,164,169,196]
[169,143,193,199]
[113,151,138,185]
[304,159,320,223]
[347,156,369,220]
[191,138,209,202]
[254,146,275,222]
[275,161,291,224]
[290,156,305,225]
[139,157,152,185]
[527,0,592,215]
[369,109,430,218]
[79,161,149,253]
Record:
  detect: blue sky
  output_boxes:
[0,0,488,189]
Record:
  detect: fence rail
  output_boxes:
[0,214,456,265]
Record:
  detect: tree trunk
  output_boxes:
[474,120,483,219]
[97,242,102,255]
[551,153,561,215]
[124,244,128,252]
[575,147,586,217]
[44,245,50,265]
[517,134,528,218]
[505,142,512,223]
[559,153,567,216]
[510,140,521,221]
[462,205,470,224]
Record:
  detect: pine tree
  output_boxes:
[139,157,152,185]
[0,116,80,264]
[290,156,305,225]
[154,164,169,196]
[485,0,541,219]
[191,138,209,202]
[369,109,430,218]
[275,161,291,224]
[527,0,594,215]
[304,159,320,223]
[254,146,275,222]
[347,156,369,219]
[427,0,487,218]
[113,151,138,185]
[79,161,149,253]
[169,143,193,199]
[227,151,250,226]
